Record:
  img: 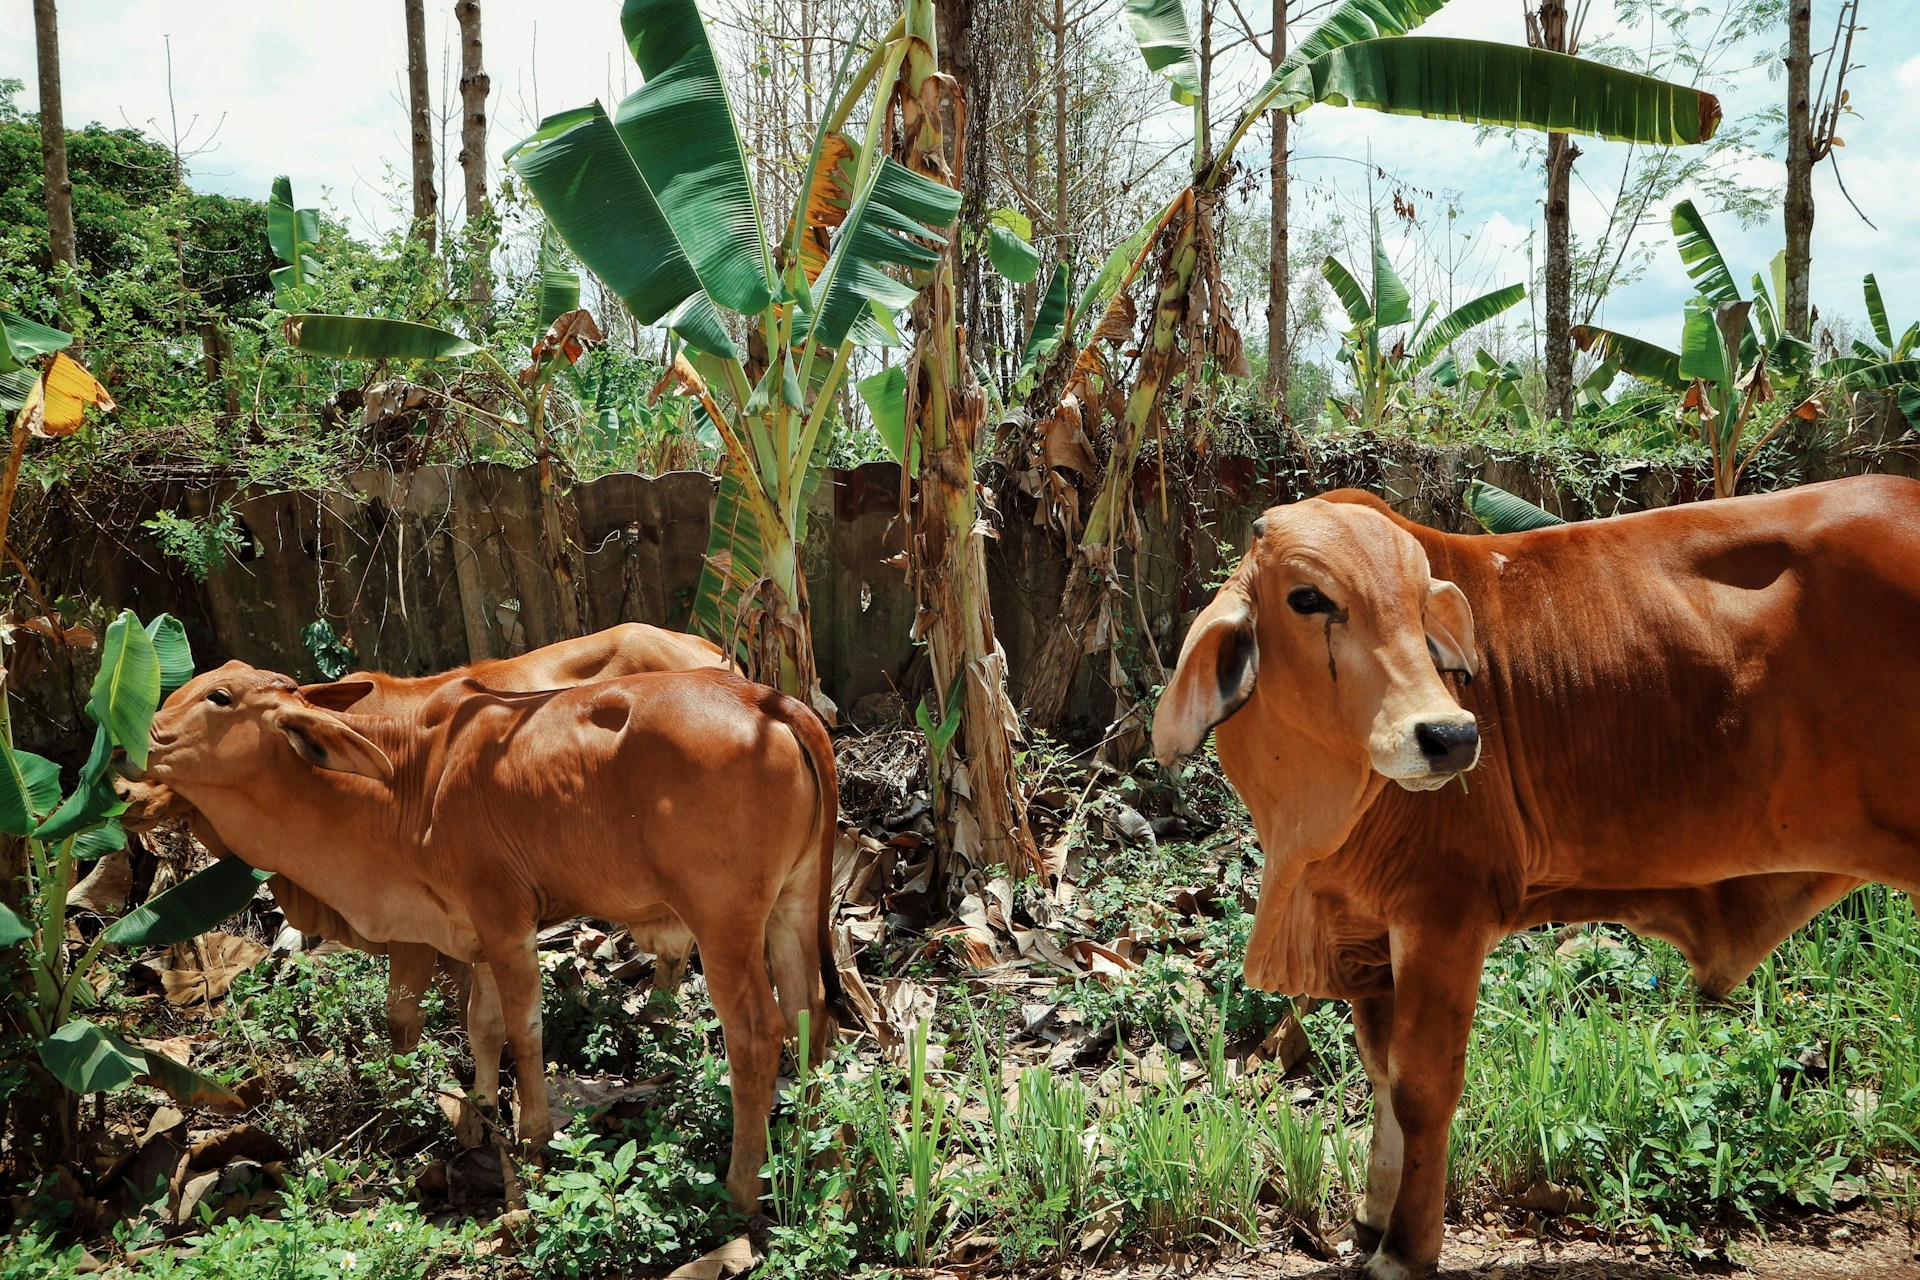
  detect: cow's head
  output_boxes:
[1154,496,1479,787]
[138,661,394,802]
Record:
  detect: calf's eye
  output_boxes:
[207,689,232,707]
[1288,587,1332,616]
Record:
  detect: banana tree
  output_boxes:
[1017,0,1725,728]
[1322,210,1524,428]
[506,0,963,703]
[1810,274,1920,424]
[1432,348,1532,430]
[1571,200,1820,498]
[0,612,267,1163]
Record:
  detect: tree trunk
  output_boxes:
[32,0,76,305]
[1784,0,1814,341]
[1052,0,1069,252]
[456,0,492,327]
[899,0,1040,883]
[1264,0,1288,406]
[1529,3,1577,425]
[404,0,438,254]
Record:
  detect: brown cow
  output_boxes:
[133,661,836,1212]
[1153,475,1920,1279]
[117,623,729,1060]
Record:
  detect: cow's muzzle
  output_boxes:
[1414,719,1480,774]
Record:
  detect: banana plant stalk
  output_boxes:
[883,0,1039,879]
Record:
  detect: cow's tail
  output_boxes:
[780,693,853,1050]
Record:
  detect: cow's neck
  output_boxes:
[1216,706,1383,991]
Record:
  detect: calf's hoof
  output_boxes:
[1349,1216,1384,1255]
[1364,1247,1435,1280]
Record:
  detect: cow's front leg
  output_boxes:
[481,933,554,1152]
[1350,992,1401,1255]
[385,943,439,1053]
[1369,929,1487,1280]
[467,962,508,1119]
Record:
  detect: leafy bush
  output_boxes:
[521,1130,723,1280]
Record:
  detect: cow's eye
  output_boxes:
[207,689,232,707]
[1288,587,1333,615]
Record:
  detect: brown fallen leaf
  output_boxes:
[138,933,269,1006]
[665,1234,757,1280]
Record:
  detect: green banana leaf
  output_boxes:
[617,0,772,316]
[1321,256,1374,329]
[1679,298,1743,389]
[283,314,479,361]
[0,308,71,376]
[1020,260,1073,373]
[509,104,706,329]
[801,157,961,349]
[537,225,582,330]
[1414,282,1525,370]
[1239,0,1452,122]
[987,210,1041,284]
[858,365,915,469]
[103,856,273,948]
[1122,0,1201,106]
[41,1021,146,1095]
[1464,480,1568,533]
[146,613,194,697]
[1073,205,1162,340]
[0,902,27,947]
[267,176,323,309]
[36,729,123,843]
[1571,324,1685,392]
[87,612,160,770]
[1279,39,1722,145]
[0,744,61,838]
[1865,273,1892,350]
[1369,210,1412,327]
[1670,200,1740,306]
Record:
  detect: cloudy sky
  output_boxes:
[4,0,1913,353]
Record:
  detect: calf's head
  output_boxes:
[138,661,394,806]
[1154,497,1478,787]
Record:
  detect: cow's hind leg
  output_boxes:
[698,924,785,1214]
[1369,926,1490,1280]
[1350,992,1401,1255]
[766,878,828,1070]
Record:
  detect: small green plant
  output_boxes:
[300,618,355,679]
[144,506,247,580]
[521,1129,722,1279]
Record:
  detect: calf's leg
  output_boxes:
[1350,992,1401,1254]
[1369,927,1489,1280]
[699,927,785,1214]
[467,962,508,1117]
[478,933,554,1151]
[385,943,439,1053]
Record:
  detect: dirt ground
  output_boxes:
[1064,1212,1920,1280]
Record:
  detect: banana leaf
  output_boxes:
[0,309,70,376]
[1239,0,1452,121]
[1670,200,1740,305]
[283,315,478,362]
[987,211,1041,284]
[536,226,582,330]
[1369,210,1412,328]
[267,176,323,309]
[0,902,27,947]
[104,856,273,948]
[146,613,194,696]
[1321,256,1374,329]
[617,0,772,316]
[858,365,915,469]
[1463,480,1567,533]
[1865,273,1892,350]
[1571,324,1684,392]
[0,744,61,838]
[1020,260,1073,373]
[1414,282,1524,370]
[1281,39,1722,145]
[1123,0,1201,106]
[87,612,160,770]
[800,157,961,349]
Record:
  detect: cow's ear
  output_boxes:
[300,680,376,712]
[1424,578,1478,681]
[265,704,394,782]
[1153,589,1258,768]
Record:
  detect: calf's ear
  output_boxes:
[265,704,395,782]
[1153,588,1258,768]
[300,680,376,712]
[1424,578,1478,680]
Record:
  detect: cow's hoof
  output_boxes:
[1349,1216,1385,1255]
[1363,1249,1434,1280]
[745,1211,775,1258]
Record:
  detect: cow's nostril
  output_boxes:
[1415,721,1479,771]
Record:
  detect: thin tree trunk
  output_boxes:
[901,0,1040,883]
[1051,0,1068,256]
[1784,0,1814,341]
[404,0,438,254]
[32,0,76,309]
[456,0,492,327]
[1529,3,1577,425]
[1264,0,1288,406]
